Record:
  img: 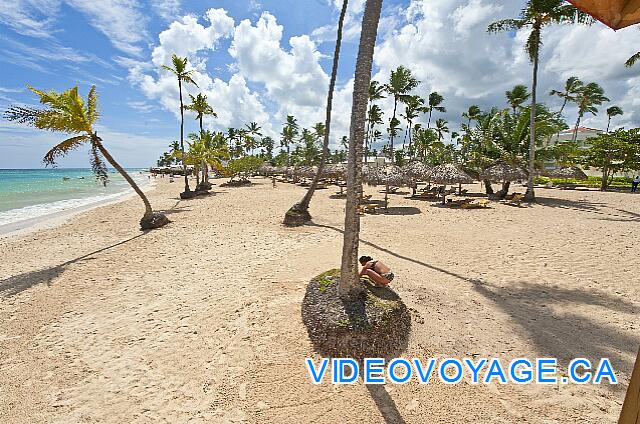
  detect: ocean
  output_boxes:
[0,168,151,227]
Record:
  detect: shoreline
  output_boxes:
[0,179,157,238]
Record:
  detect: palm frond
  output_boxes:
[43,135,89,166]
[87,85,98,125]
[3,105,42,125]
[625,51,640,68]
[487,19,525,33]
[89,142,109,186]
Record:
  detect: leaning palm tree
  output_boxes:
[385,66,419,164]
[425,91,446,128]
[606,105,623,133]
[550,76,583,115]
[162,54,198,198]
[505,84,530,116]
[572,82,609,142]
[283,0,349,227]
[5,86,169,230]
[489,1,591,201]
[340,0,383,299]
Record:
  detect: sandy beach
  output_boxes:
[0,177,638,423]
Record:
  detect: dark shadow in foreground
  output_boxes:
[0,231,149,298]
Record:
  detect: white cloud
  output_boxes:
[131,9,271,134]
[63,0,149,56]
[230,12,330,127]
[0,0,60,38]
[152,0,181,22]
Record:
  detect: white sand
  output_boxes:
[0,176,638,423]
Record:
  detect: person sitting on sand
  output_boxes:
[359,255,394,287]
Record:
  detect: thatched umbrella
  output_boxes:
[568,0,640,30]
[297,166,318,180]
[480,162,527,199]
[402,161,432,195]
[430,164,474,204]
[480,162,526,182]
[366,165,406,210]
[323,163,347,180]
[548,166,588,181]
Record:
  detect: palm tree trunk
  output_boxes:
[525,33,539,201]
[178,79,190,192]
[572,115,582,143]
[339,0,382,300]
[606,116,611,133]
[287,0,348,219]
[364,113,371,163]
[92,135,153,219]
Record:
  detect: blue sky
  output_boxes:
[1,0,639,169]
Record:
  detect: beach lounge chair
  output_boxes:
[410,191,438,200]
[461,199,491,209]
[357,203,379,215]
[502,193,525,206]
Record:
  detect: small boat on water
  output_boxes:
[63,176,70,181]
[77,176,85,179]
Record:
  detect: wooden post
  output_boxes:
[619,347,640,424]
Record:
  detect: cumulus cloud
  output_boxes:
[130,9,271,134]
[230,12,330,126]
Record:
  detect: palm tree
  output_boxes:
[401,94,424,152]
[365,104,384,159]
[283,0,348,226]
[606,105,623,133]
[549,76,583,115]
[184,93,216,133]
[5,86,169,229]
[462,105,482,127]
[489,1,590,200]
[505,84,531,115]
[434,118,449,141]
[426,91,446,128]
[572,82,609,143]
[184,93,217,186]
[162,54,198,196]
[169,140,181,164]
[365,80,386,160]
[280,115,299,166]
[339,0,382,299]
[261,136,275,159]
[244,122,262,155]
[384,66,419,164]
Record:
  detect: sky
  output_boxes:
[1,0,639,169]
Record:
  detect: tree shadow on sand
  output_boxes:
[309,221,640,382]
[0,232,149,298]
[536,196,640,222]
[381,207,421,216]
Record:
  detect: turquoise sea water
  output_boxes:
[0,168,150,226]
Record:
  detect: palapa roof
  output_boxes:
[402,161,433,180]
[568,0,640,30]
[322,163,347,178]
[366,164,406,187]
[297,165,318,178]
[547,166,588,180]
[430,164,474,184]
[480,162,527,182]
